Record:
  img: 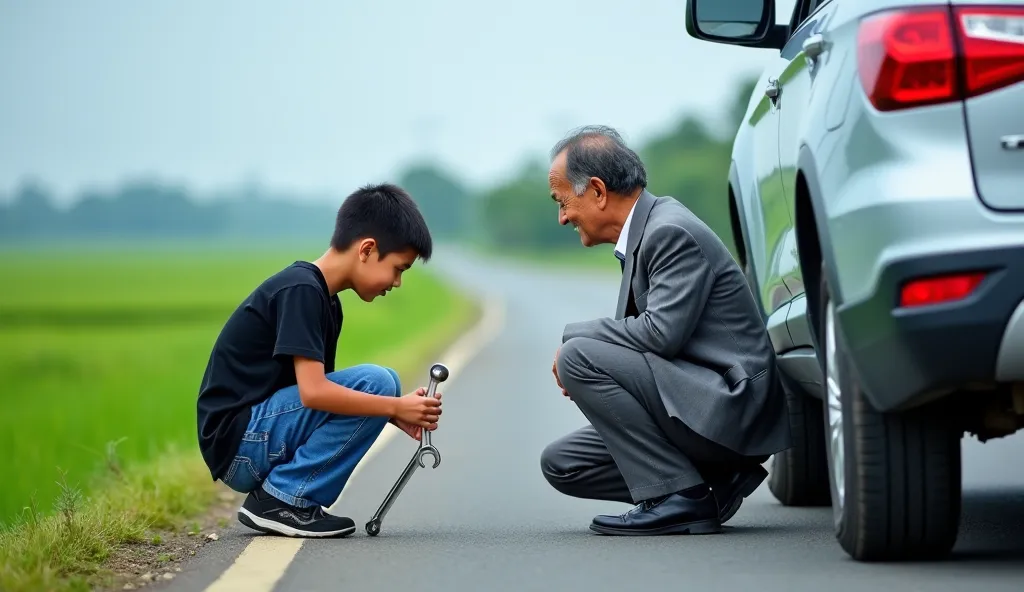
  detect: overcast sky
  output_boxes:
[0,0,796,204]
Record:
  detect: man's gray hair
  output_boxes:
[549,125,648,196]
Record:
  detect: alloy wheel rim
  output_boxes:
[825,299,845,511]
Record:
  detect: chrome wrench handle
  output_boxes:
[365,363,449,536]
[418,363,447,465]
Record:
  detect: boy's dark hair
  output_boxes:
[331,183,433,261]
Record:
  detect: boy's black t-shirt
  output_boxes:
[196,261,342,480]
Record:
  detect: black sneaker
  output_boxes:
[237,488,355,538]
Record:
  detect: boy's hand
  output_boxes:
[390,391,442,440]
[392,387,442,431]
[391,418,422,440]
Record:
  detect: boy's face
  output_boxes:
[353,240,418,302]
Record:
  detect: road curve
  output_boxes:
[165,245,1024,592]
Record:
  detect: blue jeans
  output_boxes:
[220,364,401,508]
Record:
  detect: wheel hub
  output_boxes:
[825,300,845,511]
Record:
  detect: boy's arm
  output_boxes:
[293,357,398,418]
[294,358,439,428]
[273,285,440,427]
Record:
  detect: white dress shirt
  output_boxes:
[614,198,638,261]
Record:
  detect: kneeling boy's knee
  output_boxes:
[329,364,399,397]
[382,366,401,396]
[364,364,400,396]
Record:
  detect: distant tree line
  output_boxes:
[0,77,757,251]
[0,180,341,245]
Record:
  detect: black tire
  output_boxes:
[744,243,831,507]
[819,264,962,561]
[768,373,832,506]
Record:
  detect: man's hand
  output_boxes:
[391,387,443,437]
[553,347,569,398]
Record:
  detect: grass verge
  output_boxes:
[0,448,221,591]
[0,246,480,591]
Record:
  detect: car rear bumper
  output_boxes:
[836,245,1024,412]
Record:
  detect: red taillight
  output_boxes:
[954,7,1024,97]
[899,272,986,308]
[857,6,1024,111]
[857,9,958,111]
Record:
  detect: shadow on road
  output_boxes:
[948,487,1024,565]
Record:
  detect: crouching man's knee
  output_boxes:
[539,440,570,491]
[556,337,595,383]
[539,436,588,496]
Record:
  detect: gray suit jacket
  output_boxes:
[562,190,792,456]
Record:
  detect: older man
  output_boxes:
[541,125,792,535]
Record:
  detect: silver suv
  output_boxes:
[684,0,1024,562]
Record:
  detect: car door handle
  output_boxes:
[1002,135,1024,150]
[765,78,780,100]
[803,34,826,60]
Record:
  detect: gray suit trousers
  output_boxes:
[542,336,764,504]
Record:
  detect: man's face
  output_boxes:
[548,151,605,247]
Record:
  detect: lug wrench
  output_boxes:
[365,362,449,536]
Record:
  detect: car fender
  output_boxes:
[728,126,768,284]
[728,160,753,264]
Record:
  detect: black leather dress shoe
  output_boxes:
[590,490,722,536]
[710,464,768,524]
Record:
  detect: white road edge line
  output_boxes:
[203,294,506,592]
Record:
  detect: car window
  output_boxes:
[792,0,833,30]
[775,0,798,23]
[781,0,835,58]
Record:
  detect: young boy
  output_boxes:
[196,183,443,538]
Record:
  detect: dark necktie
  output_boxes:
[615,251,625,272]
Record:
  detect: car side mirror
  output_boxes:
[684,0,788,50]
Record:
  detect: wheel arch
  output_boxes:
[795,145,841,350]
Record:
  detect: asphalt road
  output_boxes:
[167,246,1024,592]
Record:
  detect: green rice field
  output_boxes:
[0,246,476,526]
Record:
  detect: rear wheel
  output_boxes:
[820,265,962,561]
[767,373,831,506]
[742,236,831,507]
